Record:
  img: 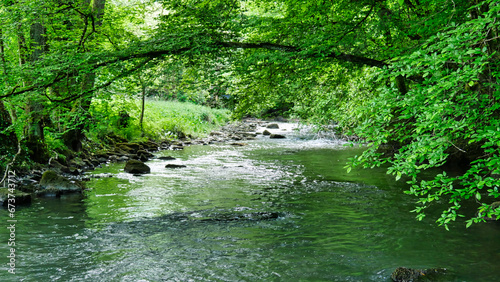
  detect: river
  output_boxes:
[1,123,499,281]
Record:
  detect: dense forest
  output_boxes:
[0,0,499,228]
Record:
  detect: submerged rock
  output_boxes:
[124,160,151,174]
[262,130,271,136]
[39,170,85,196]
[391,267,448,282]
[165,164,187,169]
[159,209,281,222]
[158,156,176,160]
[230,142,248,146]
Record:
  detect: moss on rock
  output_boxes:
[39,170,85,195]
[124,160,151,174]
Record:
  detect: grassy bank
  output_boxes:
[87,97,232,144]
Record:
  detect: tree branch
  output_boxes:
[0,40,387,100]
[218,41,387,68]
[50,57,155,103]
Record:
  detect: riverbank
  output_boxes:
[1,117,301,205]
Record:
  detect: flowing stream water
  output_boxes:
[1,123,499,281]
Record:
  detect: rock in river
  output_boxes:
[158,156,176,160]
[165,164,187,169]
[262,130,272,136]
[39,170,85,196]
[269,133,286,139]
[124,160,151,174]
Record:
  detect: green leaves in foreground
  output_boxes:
[349,1,500,229]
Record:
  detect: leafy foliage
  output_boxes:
[349,1,500,229]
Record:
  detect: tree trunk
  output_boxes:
[0,28,6,79]
[24,22,49,163]
[139,79,146,134]
[62,0,107,151]
[0,101,16,144]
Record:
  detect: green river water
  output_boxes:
[1,125,499,281]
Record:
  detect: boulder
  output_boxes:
[158,156,176,160]
[230,134,243,141]
[97,157,108,163]
[39,170,85,196]
[62,166,81,176]
[117,155,130,162]
[160,142,171,149]
[69,157,86,169]
[269,134,286,139]
[115,142,143,154]
[0,188,31,206]
[165,164,187,169]
[84,158,99,167]
[230,142,247,146]
[48,159,69,171]
[124,160,151,174]
[137,154,149,162]
[116,144,134,154]
[137,149,154,161]
[138,140,159,151]
[242,132,257,138]
[266,123,280,129]
[262,130,272,136]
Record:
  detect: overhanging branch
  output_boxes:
[218,41,388,68]
[0,40,387,100]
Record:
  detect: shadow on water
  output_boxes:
[1,127,500,281]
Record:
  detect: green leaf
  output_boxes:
[466,220,472,228]
[395,172,402,181]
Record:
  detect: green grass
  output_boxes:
[88,97,231,143]
[137,99,231,139]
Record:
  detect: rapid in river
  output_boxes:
[1,122,499,281]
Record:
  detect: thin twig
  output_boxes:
[447,141,466,153]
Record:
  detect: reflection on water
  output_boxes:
[1,128,499,281]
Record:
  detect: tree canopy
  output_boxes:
[1,0,499,228]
